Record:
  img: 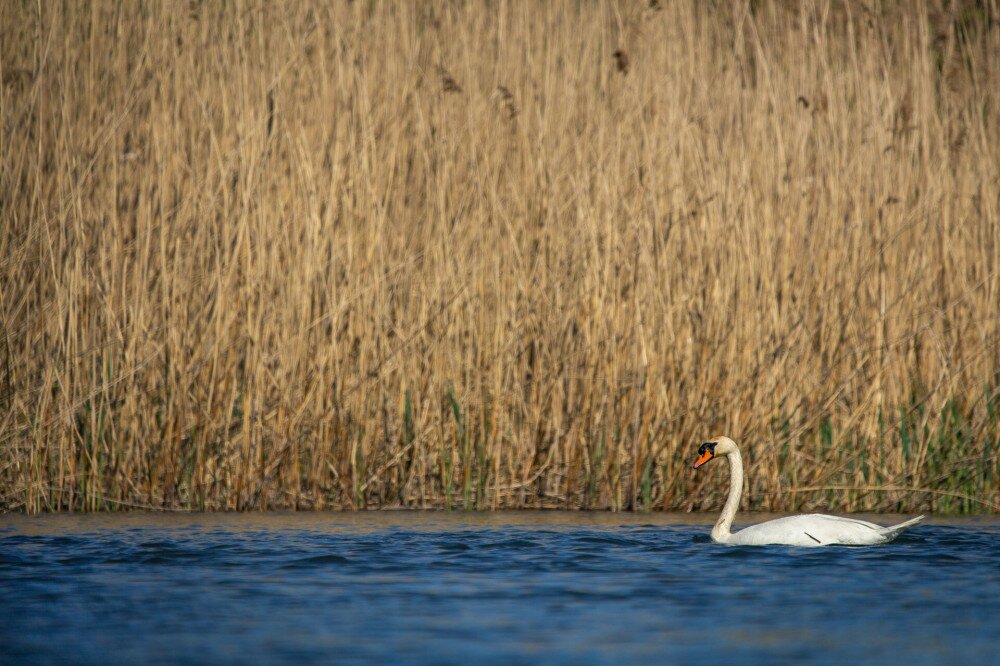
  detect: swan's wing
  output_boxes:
[730,514,888,546]
[809,514,883,530]
[800,515,890,544]
[801,514,924,542]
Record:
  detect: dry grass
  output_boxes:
[1,1,998,513]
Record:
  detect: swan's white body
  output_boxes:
[697,437,924,547]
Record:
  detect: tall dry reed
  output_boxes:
[1,1,998,513]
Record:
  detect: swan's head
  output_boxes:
[693,436,737,469]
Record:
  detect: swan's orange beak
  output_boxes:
[693,450,714,469]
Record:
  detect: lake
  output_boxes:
[2,512,998,664]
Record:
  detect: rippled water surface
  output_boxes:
[2,512,998,664]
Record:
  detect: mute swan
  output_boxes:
[693,436,924,546]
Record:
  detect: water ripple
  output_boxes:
[1,517,998,664]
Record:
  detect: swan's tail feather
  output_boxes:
[878,515,925,541]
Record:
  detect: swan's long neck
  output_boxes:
[711,449,743,543]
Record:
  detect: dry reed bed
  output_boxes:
[1,1,998,513]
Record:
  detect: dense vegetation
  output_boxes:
[2,1,997,512]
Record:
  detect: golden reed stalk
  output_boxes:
[1,1,997,513]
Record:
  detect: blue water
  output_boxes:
[1,512,998,664]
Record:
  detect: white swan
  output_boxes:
[693,436,924,546]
